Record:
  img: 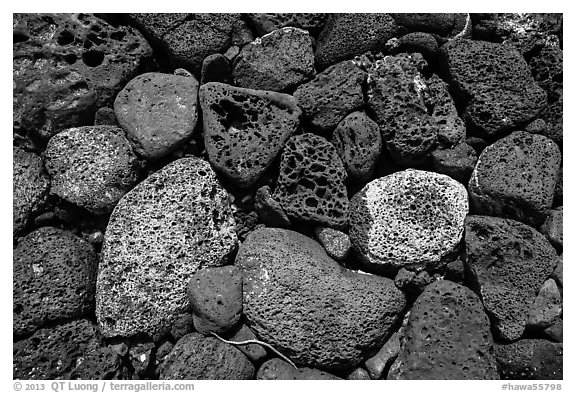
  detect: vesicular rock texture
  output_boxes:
[236,228,406,371]
[389,280,499,380]
[349,169,468,274]
[96,157,237,340]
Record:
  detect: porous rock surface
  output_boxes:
[495,339,563,380]
[200,82,301,188]
[465,215,558,341]
[44,125,139,214]
[13,227,99,337]
[293,60,365,133]
[246,13,328,36]
[96,157,237,340]
[468,131,561,227]
[389,280,499,380]
[440,39,547,137]
[273,133,349,229]
[233,27,315,92]
[159,333,255,380]
[527,278,562,330]
[13,13,152,139]
[391,13,469,37]
[13,147,50,234]
[236,228,406,371]
[114,72,200,161]
[257,359,341,380]
[349,169,468,274]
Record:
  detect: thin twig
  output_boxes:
[211,332,298,369]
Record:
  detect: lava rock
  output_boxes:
[426,73,467,147]
[495,339,562,380]
[44,125,139,214]
[114,72,200,161]
[273,134,349,229]
[13,319,102,379]
[254,186,291,228]
[70,346,123,379]
[293,60,365,133]
[315,14,397,69]
[14,227,98,336]
[128,13,252,72]
[544,319,563,342]
[199,82,301,188]
[236,228,406,371]
[440,39,547,137]
[13,13,152,139]
[396,32,439,59]
[129,341,155,377]
[539,207,562,251]
[389,280,499,380]
[200,53,231,84]
[552,256,563,289]
[391,13,469,37]
[367,54,438,165]
[94,107,118,126]
[160,333,254,380]
[170,312,194,342]
[233,27,315,91]
[465,215,558,341]
[257,358,341,380]
[349,169,468,274]
[394,269,433,295]
[245,14,328,36]
[364,330,401,380]
[346,367,371,380]
[314,226,352,262]
[529,46,563,104]
[331,111,382,183]
[187,266,243,335]
[542,97,563,147]
[13,147,50,234]
[96,157,238,340]
[468,131,561,226]
[432,142,478,184]
[227,324,267,363]
[527,279,562,330]
[466,136,489,155]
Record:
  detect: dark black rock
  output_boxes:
[530,46,563,104]
[13,227,98,337]
[94,107,118,126]
[293,60,365,133]
[13,13,152,140]
[70,346,123,379]
[391,13,469,37]
[199,82,302,188]
[465,215,558,341]
[432,142,478,184]
[273,134,349,229]
[496,339,562,380]
[315,14,397,69]
[331,111,382,183]
[245,13,328,36]
[440,39,547,137]
[200,53,231,85]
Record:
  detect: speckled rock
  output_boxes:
[257,359,341,380]
[13,319,102,379]
[13,147,50,234]
[495,339,562,380]
[542,97,563,147]
[394,269,433,296]
[254,186,291,228]
[233,27,315,91]
[527,279,562,330]
[465,215,558,342]
[530,46,563,104]
[96,158,237,340]
[114,72,199,161]
[554,165,562,206]
[199,82,301,188]
[349,170,468,274]
[315,14,397,69]
[389,280,499,380]
[129,341,155,377]
[426,73,467,147]
[314,226,352,262]
[227,324,267,363]
[331,111,382,183]
[159,333,254,380]
[396,32,438,59]
[367,54,438,165]
[346,367,371,380]
[236,228,406,371]
[273,134,349,229]
[293,60,365,133]
[440,39,547,137]
[200,53,231,84]
[187,266,242,335]
[14,227,98,337]
[539,207,562,251]
[364,330,401,380]
[432,142,478,184]
[127,13,252,72]
[70,346,123,379]
[44,125,139,214]
[391,13,469,37]
[13,13,152,139]
[468,131,561,227]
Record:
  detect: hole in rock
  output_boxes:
[57,30,74,45]
[82,50,105,67]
